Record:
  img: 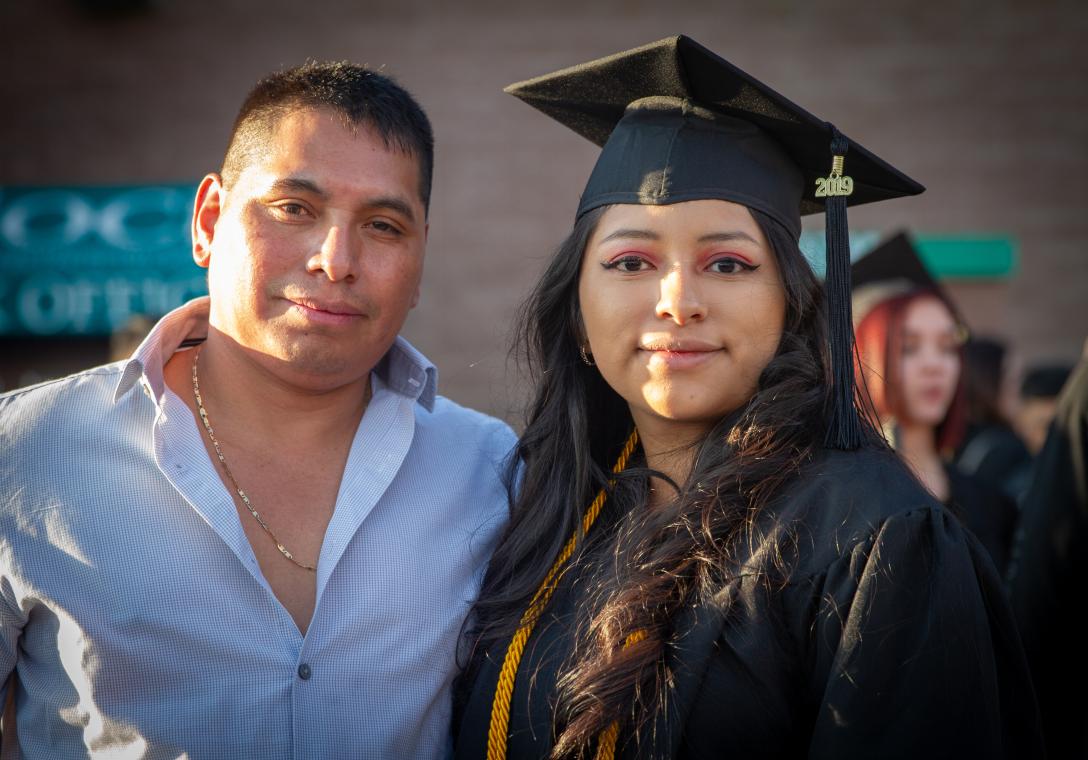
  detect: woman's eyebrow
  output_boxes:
[597,229,761,245]
[597,228,660,244]
[696,231,760,245]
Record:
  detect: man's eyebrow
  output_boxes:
[269,177,327,198]
[367,195,418,223]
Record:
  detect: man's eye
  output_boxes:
[367,220,403,236]
[708,257,757,274]
[603,255,648,272]
[273,203,309,218]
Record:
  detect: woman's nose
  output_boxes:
[655,267,707,325]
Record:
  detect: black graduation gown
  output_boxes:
[455,446,1043,759]
[945,463,1018,575]
[1009,358,1088,758]
[955,423,1033,502]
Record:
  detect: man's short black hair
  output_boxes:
[221,61,435,213]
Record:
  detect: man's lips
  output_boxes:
[285,297,366,325]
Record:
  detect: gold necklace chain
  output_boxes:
[191,348,317,572]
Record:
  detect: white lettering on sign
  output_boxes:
[10,275,206,335]
[2,191,96,251]
[1,188,192,254]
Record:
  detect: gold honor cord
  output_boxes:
[487,430,640,760]
[594,629,649,759]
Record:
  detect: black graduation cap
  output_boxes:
[505,35,925,449]
[851,230,973,385]
[850,231,967,329]
[852,231,938,294]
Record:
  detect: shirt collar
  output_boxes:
[113,297,210,404]
[373,336,438,412]
[112,296,438,411]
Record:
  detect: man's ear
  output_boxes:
[192,173,225,268]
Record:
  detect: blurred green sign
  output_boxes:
[0,184,206,336]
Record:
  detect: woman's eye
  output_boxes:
[603,255,649,272]
[708,257,756,274]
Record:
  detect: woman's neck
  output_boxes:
[630,413,711,509]
[892,418,949,501]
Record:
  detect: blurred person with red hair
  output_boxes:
[853,234,1017,573]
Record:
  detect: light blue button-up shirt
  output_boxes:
[0,298,515,759]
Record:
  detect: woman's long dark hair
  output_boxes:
[464,205,871,758]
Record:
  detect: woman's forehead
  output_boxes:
[902,296,957,330]
[593,200,762,240]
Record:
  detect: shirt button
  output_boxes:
[298,663,312,680]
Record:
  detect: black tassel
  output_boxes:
[823,126,862,450]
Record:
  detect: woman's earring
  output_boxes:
[580,345,595,366]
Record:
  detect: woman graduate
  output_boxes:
[454,37,1041,759]
[851,233,1018,574]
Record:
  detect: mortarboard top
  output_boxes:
[850,232,965,330]
[505,35,925,450]
[504,35,924,236]
[852,231,938,294]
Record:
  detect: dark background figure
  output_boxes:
[1017,363,1075,458]
[1009,349,1088,759]
[955,337,1033,501]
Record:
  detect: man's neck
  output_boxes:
[163,333,372,447]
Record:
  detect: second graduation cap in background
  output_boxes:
[851,231,965,328]
[506,35,924,449]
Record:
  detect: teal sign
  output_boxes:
[0,185,206,336]
[799,231,1017,279]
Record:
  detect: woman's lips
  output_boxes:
[640,346,721,370]
[918,386,950,405]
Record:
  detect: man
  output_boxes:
[0,62,514,758]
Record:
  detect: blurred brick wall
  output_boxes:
[3,0,1085,421]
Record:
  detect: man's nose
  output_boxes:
[307,224,359,282]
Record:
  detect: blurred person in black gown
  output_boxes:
[1009,345,1088,759]
[1017,363,1074,457]
[956,337,1032,501]
[852,233,1018,574]
[453,38,1043,759]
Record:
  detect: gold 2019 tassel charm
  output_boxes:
[815,154,854,198]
